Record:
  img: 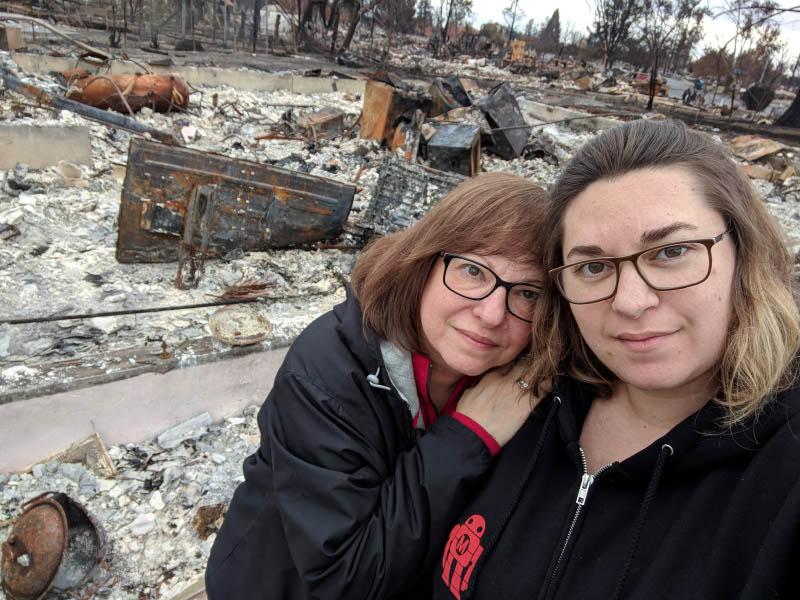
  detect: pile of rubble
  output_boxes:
[0,48,580,400]
[0,407,264,600]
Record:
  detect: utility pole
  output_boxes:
[223,0,229,46]
[252,0,259,53]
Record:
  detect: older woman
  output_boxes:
[433,120,800,600]
[206,172,551,599]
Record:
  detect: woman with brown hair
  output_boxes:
[206,172,551,600]
[432,119,800,600]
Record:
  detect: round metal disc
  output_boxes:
[208,305,272,346]
[1,498,68,600]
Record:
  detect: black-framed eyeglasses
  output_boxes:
[440,252,542,323]
[549,229,732,305]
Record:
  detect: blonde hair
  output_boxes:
[352,172,551,352]
[528,119,799,425]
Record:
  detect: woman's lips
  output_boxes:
[456,328,498,349]
[615,331,675,352]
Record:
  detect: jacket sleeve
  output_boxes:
[263,369,493,600]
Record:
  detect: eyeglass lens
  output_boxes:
[444,256,539,321]
[558,241,712,303]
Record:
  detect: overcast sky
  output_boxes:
[468,0,800,60]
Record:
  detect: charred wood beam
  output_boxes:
[1,69,181,145]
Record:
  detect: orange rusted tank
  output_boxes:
[64,70,190,114]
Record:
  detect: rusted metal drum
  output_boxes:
[1,494,68,600]
[1,492,106,600]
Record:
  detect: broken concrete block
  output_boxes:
[0,125,92,169]
[0,26,23,51]
[157,412,213,449]
[729,135,782,162]
[427,124,481,176]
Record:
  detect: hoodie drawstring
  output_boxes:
[611,443,674,600]
[366,367,391,391]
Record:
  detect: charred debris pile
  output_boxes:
[1,29,800,600]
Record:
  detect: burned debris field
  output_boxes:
[1,2,800,598]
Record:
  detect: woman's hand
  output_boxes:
[456,363,540,447]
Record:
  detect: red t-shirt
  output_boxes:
[411,353,500,456]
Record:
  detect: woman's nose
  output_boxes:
[611,262,659,318]
[473,287,508,326]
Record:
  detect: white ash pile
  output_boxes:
[0,51,377,399]
[0,406,267,600]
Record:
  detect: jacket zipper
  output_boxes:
[547,447,612,594]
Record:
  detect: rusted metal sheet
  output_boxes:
[510,39,526,62]
[427,124,481,177]
[360,79,429,147]
[360,80,395,142]
[361,156,465,238]
[116,139,356,263]
[428,77,471,118]
[298,107,345,140]
[480,83,528,160]
[64,70,190,114]
[1,493,105,600]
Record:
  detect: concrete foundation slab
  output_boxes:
[10,53,366,95]
[0,124,92,169]
[0,346,288,473]
[518,99,620,132]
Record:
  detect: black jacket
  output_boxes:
[433,376,800,600]
[206,291,493,600]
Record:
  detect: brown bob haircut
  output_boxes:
[351,171,551,353]
[527,119,800,425]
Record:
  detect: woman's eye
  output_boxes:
[519,289,540,302]
[463,264,483,278]
[655,245,688,260]
[578,262,608,277]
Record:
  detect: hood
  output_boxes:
[552,376,800,481]
[333,286,382,372]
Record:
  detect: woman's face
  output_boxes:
[561,166,736,397]
[419,253,542,380]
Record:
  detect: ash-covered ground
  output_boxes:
[2,41,800,599]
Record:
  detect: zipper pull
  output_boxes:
[575,473,594,506]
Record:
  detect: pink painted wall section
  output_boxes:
[0,347,288,473]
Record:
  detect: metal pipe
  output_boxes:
[0,12,112,59]
[1,69,180,146]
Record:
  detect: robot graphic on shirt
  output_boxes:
[441,514,486,599]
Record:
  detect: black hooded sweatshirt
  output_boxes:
[432,376,800,600]
[205,292,494,600]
